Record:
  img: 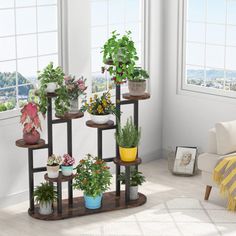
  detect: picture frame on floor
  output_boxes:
[173,146,197,175]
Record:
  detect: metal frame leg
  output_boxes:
[125,166,130,203]
[28,149,34,212]
[57,182,62,213]
[97,128,103,159]
[68,180,73,207]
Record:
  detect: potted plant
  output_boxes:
[47,154,62,178]
[128,67,149,96]
[64,75,87,113]
[115,117,141,162]
[118,168,146,200]
[34,182,57,215]
[61,154,75,176]
[73,154,112,209]
[20,102,42,145]
[80,91,118,124]
[101,31,139,84]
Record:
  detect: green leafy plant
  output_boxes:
[54,85,70,116]
[115,117,141,148]
[129,67,149,81]
[73,154,112,197]
[101,31,138,84]
[118,168,146,186]
[34,182,57,205]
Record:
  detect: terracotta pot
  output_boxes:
[128,80,146,96]
[23,131,40,145]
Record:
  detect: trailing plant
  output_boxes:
[54,85,70,116]
[129,67,149,81]
[34,182,57,205]
[115,117,141,148]
[101,31,138,84]
[47,154,62,166]
[62,154,75,166]
[118,168,146,186]
[73,154,112,197]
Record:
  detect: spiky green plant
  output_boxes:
[115,117,141,148]
[34,182,57,205]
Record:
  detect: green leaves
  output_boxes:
[118,168,146,186]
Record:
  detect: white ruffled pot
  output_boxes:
[47,165,59,178]
[90,114,110,124]
[130,186,139,200]
[46,82,57,93]
[39,202,53,215]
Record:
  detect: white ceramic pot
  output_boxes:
[90,114,110,124]
[61,165,73,176]
[46,82,57,93]
[47,165,59,178]
[128,80,146,96]
[130,186,139,200]
[39,202,53,215]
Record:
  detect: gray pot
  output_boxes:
[69,98,79,114]
[39,202,53,215]
[130,186,139,200]
[128,80,146,96]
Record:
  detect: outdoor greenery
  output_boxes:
[129,67,149,81]
[115,117,141,148]
[73,154,112,197]
[118,168,146,186]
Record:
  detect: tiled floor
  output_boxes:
[1,159,236,236]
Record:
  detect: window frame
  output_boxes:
[0,0,65,121]
[178,0,236,100]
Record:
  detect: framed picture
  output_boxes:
[173,146,197,175]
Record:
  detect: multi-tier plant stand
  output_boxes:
[15,86,150,220]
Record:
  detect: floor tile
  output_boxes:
[216,223,236,236]
[201,201,226,210]
[166,198,202,209]
[207,210,236,223]
[135,209,173,222]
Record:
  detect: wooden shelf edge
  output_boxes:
[113,158,142,166]
[122,93,150,101]
[15,139,46,149]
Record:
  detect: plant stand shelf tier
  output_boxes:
[122,93,150,100]
[15,139,46,149]
[86,120,115,129]
[55,111,84,120]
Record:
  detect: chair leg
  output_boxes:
[204,185,212,200]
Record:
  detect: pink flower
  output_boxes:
[78,83,86,91]
[64,76,71,82]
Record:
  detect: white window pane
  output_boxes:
[91,1,107,26]
[16,8,37,35]
[126,0,141,22]
[18,84,34,101]
[186,65,205,86]
[18,58,37,85]
[0,9,14,36]
[228,1,236,25]
[38,6,57,32]
[17,35,37,58]
[206,68,224,89]
[0,61,16,88]
[187,0,205,22]
[38,54,58,71]
[109,0,125,25]
[206,24,225,45]
[38,32,58,55]
[186,43,205,66]
[226,47,236,71]
[91,26,107,48]
[125,22,141,42]
[0,0,14,9]
[207,0,226,24]
[108,24,125,36]
[226,71,236,91]
[227,26,236,46]
[15,0,36,7]
[92,73,107,93]
[135,42,141,65]
[37,0,57,6]
[0,37,15,61]
[0,87,16,110]
[187,22,205,43]
[206,45,224,68]
[92,48,103,72]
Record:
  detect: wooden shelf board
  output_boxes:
[113,158,142,166]
[55,111,84,120]
[15,139,46,149]
[122,93,150,101]
[44,172,76,183]
[86,120,115,129]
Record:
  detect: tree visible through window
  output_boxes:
[0,0,59,113]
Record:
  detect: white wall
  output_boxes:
[162,0,236,154]
[0,0,163,206]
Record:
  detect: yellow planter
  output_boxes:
[119,146,137,162]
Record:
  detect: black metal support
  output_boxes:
[47,97,53,156]
[57,182,62,214]
[125,166,130,203]
[97,129,103,159]
[28,149,34,212]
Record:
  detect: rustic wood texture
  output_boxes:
[55,111,84,120]
[28,191,147,221]
[44,172,76,183]
[15,139,46,149]
[86,120,115,129]
[122,93,150,100]
[113,158,142,166]
[204,185,212,200]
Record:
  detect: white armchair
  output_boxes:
[198,120,236,200]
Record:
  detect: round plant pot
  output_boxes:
[84,193,103,209]
[46,82,57,93]
[130,186,139,200]
[128,80,146,96]
[61,165,73,176]
[47,165,59,178]
[90,114,110,124]
[39,202,53,215]
[23,132,40,145]
[69,98,79,114]
[119,146,137,162]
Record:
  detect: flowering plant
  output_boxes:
[80,91,119,116]
[62,154,75,166]
[73,154,112,197]
[64,75,87,100]
[47,154,62,166]
[20,102,42,135]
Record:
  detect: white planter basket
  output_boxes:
[90,114,110,124]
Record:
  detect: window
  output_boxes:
[180,0,236,97]
[91,0,144,93]
[0,0,60,114]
